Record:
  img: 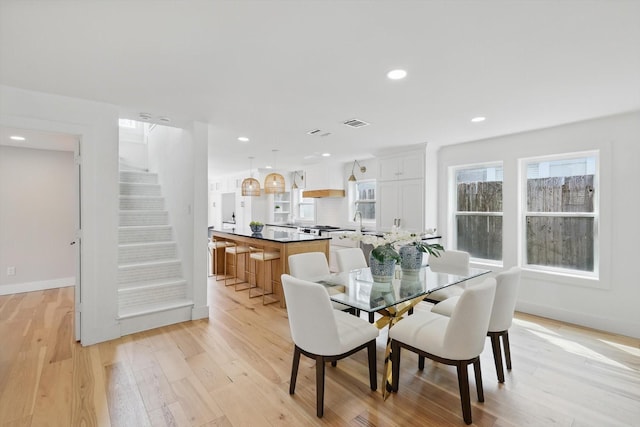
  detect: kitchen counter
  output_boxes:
[214,228,330,243]
[211,229,330,308]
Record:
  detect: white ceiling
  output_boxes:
[1,1,639,176]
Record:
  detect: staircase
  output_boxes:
[117,169,193,335]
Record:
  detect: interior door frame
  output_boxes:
[74,138,82,341]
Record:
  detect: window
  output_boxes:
[521,152,598,276]
[118,119,137,129]
[296,190,315,221]
[349,180,376,224]
[452,164,503,262]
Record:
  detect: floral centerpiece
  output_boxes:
[343,229,444,280]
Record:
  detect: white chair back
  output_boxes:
[428,249,470,274]
[288,252,330,281]
[444,278,496,360]
[336,248,367,273]
[281,274,342,355]
[488,267,521,332]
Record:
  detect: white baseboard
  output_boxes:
[191,304,210,320]
[0,277,75,295]
[516,301,640,339]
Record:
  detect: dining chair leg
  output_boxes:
[502,331,512,370]
[289,346,301,395]
[316,355,326,417]
[391,341,400,392]
[368,312,374,323]
[489,331,505,383]
[473,358,484,402]
[368,340,377,391]
[456,361,473,425]
[331,361,337,367]
[418,355,425,370]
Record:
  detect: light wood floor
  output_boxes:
[1,278,639,427]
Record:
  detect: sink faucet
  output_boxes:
[353,211,363,232]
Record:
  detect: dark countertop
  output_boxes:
[213,229,331,243]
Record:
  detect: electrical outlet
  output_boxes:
[7,266,16,276]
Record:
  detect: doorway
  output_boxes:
[0,126,81,340]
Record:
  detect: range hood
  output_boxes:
[302,189,345,198]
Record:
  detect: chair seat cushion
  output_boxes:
[430,296,460,317]
[226,246,250,254]
[389,311,452,358]
[427,284,464,302]
[250,251,280,261]
[332,310,379,355]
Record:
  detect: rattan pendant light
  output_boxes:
[241,157,261,196]
[264,149,285,194]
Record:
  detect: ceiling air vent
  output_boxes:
[343,118,370,128]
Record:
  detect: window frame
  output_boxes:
[294,189,316,223]
[518,150,600,280]
[448,161,504,265]
[348,179,377,226]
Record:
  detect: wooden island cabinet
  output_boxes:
[211,229,330,307]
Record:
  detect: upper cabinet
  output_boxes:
[376,147,426,232]
[378,150,425,181]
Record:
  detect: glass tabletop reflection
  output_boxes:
[317,266,491,313]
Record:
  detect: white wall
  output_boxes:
[1,84,121,345]
[437,111,640,338]
[0,146,75,291]
[147,122,209,319]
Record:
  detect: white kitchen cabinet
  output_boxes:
[272,192,291,223]
[378,150,425,181]
[377,178,425,233]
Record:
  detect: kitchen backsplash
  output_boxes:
[315,197,348,226]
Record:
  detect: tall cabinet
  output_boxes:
[376,148,425,232]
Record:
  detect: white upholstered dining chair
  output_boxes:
[431,267,522,382]
[424,249,471,303]
[336,247,368,273]
[281,274,379,418]
[288,252,355,314]
[389,278,497,425]
[335,248,374,321]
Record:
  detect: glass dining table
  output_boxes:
[316,265,491,399]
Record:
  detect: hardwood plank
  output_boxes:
[103,362,151,427]
[31,359,73,427]
[2,284,639,427]
[169,375,223,426]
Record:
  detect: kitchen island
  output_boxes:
[211,229,330,307]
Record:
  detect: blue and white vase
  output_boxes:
[369,253,396,283]
[400,244,423,271]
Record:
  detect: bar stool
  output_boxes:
[209,238,231,279]
[225,243,251,288]
[248,248,281,305]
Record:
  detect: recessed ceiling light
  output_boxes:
[139,112,152,120]
[10,135,26,141]
[321,153,331,157]
[265,165,272,169]
[471,117,486,123]
[158,117,170,123]
[387,69,407,80]
[238,136,249,142]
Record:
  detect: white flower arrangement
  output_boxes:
[342,229,442,263]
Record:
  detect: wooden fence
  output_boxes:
[456,175,594,270]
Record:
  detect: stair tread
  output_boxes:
[119,241,176,248]
[119,278,187,292]
[118,299,193,319]
[119,258,180,267]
